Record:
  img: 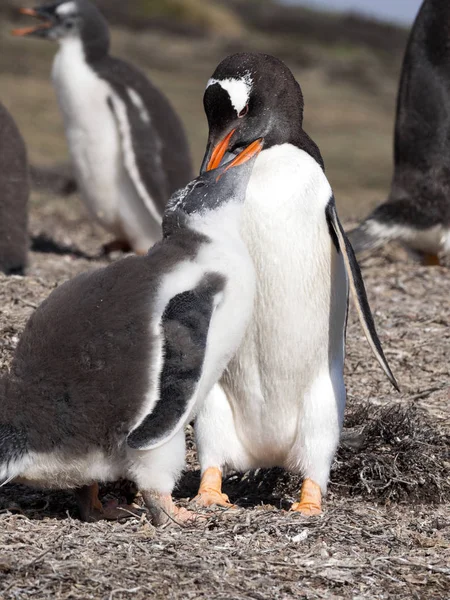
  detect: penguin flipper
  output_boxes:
[127,273,225,451]
[107,87,167,225]
[326,198,399,391]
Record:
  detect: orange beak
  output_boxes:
[206,129,237,172]
[11,7,51,37]
[217,138,263,180]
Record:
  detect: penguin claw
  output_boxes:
[193,467,236,508]
[141,492,203,527]
[193,490,235,509]
[290,501,322,516]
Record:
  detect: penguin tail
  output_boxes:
[0,423,29,486]
[0,423,29,488]
[347,219,388,256]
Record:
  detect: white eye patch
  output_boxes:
[207,74,253,115]
[57,1,78,16]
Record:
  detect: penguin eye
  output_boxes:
[238,105,249,118]
[64,19,75,30]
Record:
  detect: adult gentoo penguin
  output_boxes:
[0,102,29,275]
[14,0,193,255]
[348,0,450,265]
[194,53,398,515]
[0,141,260,524]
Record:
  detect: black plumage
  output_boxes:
[0,103,29,275]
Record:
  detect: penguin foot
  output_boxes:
[290,479,322,516]
[101,239,132,256]
[423,253,441,266]
[193,467,235,508]
[75,483,140,522]
[141,491,198,527]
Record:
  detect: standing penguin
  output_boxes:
[0,141,260,524]
[348,0,450,265]
[194,53,398,515]
[0,102,29,275]
[14,0,193,255]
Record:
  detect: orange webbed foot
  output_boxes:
[423,253,441,266]
[193,467,236,508]
[290,479,322,516]
[75,483,140,522]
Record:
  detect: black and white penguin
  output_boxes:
[0,141,260,524]
[348,0,450,265]
[193,53,399,516]
[0,102,29,275]
[14,0,193,255]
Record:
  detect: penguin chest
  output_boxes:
[222,145,348,458]
[52,41,125,232]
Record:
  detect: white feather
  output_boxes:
[207,75,253,115]
[366,219,447,255]
[130,201,256,450]
[56,1,77,16]
[195,144,348,492]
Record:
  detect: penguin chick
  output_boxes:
[0,141,261,525]
[13,0,193,255]
[0,102,29,275]
[348,0,450,265]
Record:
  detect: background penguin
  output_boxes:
[14,0,193,255]
[0,102,29,275]
[348,0,450,265]
[0,141,260,525]
[194,53,398,516]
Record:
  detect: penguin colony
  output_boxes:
[0,0,445,523]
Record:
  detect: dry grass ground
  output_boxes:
[0,220,449,599]
[0,8,449,600]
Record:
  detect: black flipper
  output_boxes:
[326,198,399,391]
[127,273,226,450]
[107,87,167,224]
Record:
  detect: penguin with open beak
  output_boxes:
[0,102,29,275]
[348,0,450,265]
[13,0,193,255]
[0,140,261,524]
[194,53,398,516]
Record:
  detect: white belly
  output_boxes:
[52,39,159,250]
[221,145,348,462]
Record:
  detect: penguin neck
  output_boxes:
[263,125,324,170]
[56,34,108,68]
[187,201,244,244]
[55,36,89,72]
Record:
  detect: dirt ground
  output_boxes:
[0,192,449,600]
[0,9,449,600]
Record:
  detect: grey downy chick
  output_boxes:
[0,140,261,525]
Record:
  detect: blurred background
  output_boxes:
[1,0,421,221]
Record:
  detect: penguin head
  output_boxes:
[12,1,110,60]
[164,138,263,229]
[200,53,306,174]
